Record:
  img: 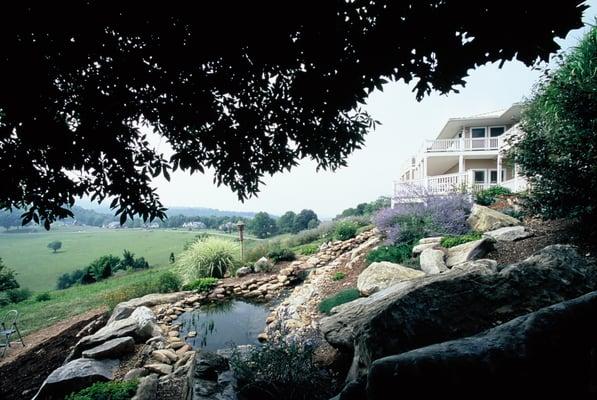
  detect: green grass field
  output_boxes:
[0,227,255,292]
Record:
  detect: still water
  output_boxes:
[177,300,270,351]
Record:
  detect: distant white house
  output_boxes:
[144,222,160,229]
[104,221,121,229]
[393,104,528,205]
[182,221,206,230]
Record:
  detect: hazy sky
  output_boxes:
[147,3,596,219]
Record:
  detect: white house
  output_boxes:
[182,221,206,230]
[393,104,527,205]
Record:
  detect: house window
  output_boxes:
[473,170,486,183]
[490,169,506,183]
[471,127,486,138]
[489,126,505,137]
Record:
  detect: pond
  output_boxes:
[177,300,270,351]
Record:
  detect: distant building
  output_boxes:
[104,221,121,229]
[144,222,160,229]
[183,221,206,230]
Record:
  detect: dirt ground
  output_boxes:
[0,308,106,400]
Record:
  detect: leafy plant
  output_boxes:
[230,335,334,400]
[502,208,524,220]
[474,186,511,206]
[182,277,219,292]
[0,258,19,292]
[440,232,483,248]
[175,237,240,281]
[366,244,413,264]
[318,288,360,315]
[156,271,182,293]
[334,220,358,241]
[35,292,51,302]
[293,243,319,255]
[65,380,138,400]
[509,25,597,222]
[5,288,31,303]
[332,272,345,281]
[374,190,472,245]
[266,248,296,263]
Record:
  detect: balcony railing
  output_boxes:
[422,137,501,153]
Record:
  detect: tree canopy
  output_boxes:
[249,212,278,239]
[0,2,586,228]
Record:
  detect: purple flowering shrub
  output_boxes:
[374,189,472,245]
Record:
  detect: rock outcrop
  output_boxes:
[483,225,532,242]
[81,336,135,359]
[445,237,494,267]
[321,245,597,380]
[367,291,597,399]
[33,358,119,399]
[467,204,520,232]
[108,292,190,323]
[357,262,425,296]
[419,248,447,274]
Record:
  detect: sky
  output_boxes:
[145,2,596,220]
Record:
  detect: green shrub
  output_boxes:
[293,243,320,255]
[182,277,219,292]
[332,272,345,281]
[474,186,512,206]
[266,248,296,263]
[318,288,360,315]
[366,244,413,264]
[502,208,524,220]
[156,271,182,293]
[440,232,483,248]
[245,240,281,263]
[5,288,31,303]
[65,380,138,400]
[35,292,51,302]
[176,237,240,281]
[334,221,358,241]
[230,336,334,400]
[0,258,19,291]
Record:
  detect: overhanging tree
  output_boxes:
[0,2,586,228]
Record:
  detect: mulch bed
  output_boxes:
[0,308,106,400]
[486,218,597,266]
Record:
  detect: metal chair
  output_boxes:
[1,310,25,357]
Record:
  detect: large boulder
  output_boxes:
[445,238,494,267]
[321,245,597,380]
[483,225,532,242]
[467,204,520,232]
[254,257,273,272]
[33,358,119,399]
[367,291,597,399]
[356,262,425,296]
[82,336,135,359]
[419,248,447,274]
[108,292,189,323]
[69,307,159,360]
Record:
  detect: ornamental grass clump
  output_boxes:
[176,237,240,281]
[374,188,472,245]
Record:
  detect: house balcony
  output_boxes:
[393,172,527,204]
[421,137,501,153]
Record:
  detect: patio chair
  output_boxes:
[1,310,25,357]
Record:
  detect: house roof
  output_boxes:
[436,103,523,139]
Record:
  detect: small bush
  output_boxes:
[318,288,360,315]
[293,243,319,255]
[5,288,31,303]
[366,244,413,264]
[334,221,358,241]
[502,208,524,220]
[176,237,240,281]
[245,241,280,263]
[156,271,182,293]
[266,248,296,263]
[182,277,219,292]
[332,272,345,281]
[475,186,512,206]
[35,292,51,302]
[440,232,483,248]
[230,336,334,400]
[65,380,138,400]
[0,258,19,291]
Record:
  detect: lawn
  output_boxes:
[0,227,254,292]
[0,266,171,336]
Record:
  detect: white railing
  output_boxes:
[427,173,468,194]
[501,176,528,192]
[422,137,501,153]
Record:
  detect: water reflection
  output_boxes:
[177,300,269,351]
